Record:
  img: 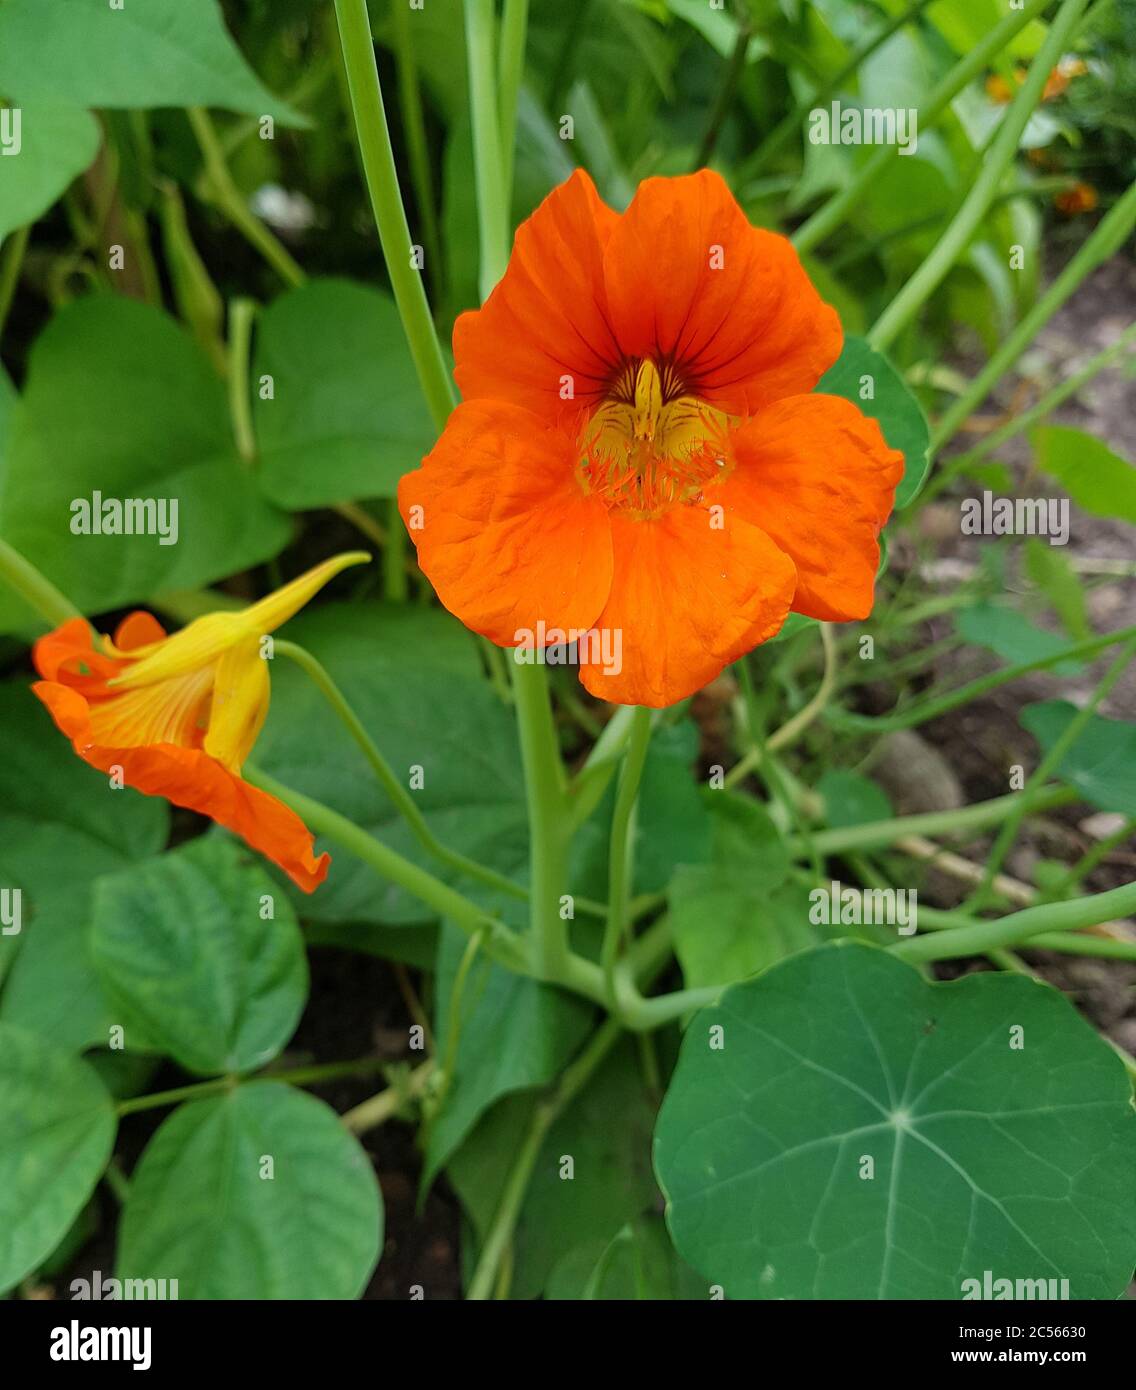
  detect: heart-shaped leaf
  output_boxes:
[1021,700,1136,818]
[117,1083,382,1299]
[90,837,308,1076]
[0,105,100,240]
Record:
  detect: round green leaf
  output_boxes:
[655,942,1136,1299]
[1021,700,1136,818]
[0,1024,116,1294]
[253,278,437,508]
[0,104,100,241]
[117,1083,382,1299]
[816,335,930,508]
[90,837,308,1076]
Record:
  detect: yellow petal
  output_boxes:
[203,638,271,773]
[109,552,370,690]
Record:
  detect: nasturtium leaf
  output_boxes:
[817,769,893,829]
[574,1215,707,1300]
[0,105,100,241]
[0,1024,116,1295]
[0,296,291,632]
[1021,701,1136,818]
[1030,425,1136,524]
[0,684,168,1049]
[253,602,529,926]
[669,795,800,989]
[117,1083,382,1299]
[447,1039,660,1297]
[0,0,302,123]
[90,838,308,1077]
[253,279,436,507]
[655,942,1136,1299]
[424,922,594,1186]
[955,601,1084,676]
[816,335,930,508]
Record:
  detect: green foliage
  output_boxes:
[655,943,1136,1299]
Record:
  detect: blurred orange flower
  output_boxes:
[986,55,1087,105]
[399,170,902,707]
[1055,182,1099,215]
[31,553,368,891]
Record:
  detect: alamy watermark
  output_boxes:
[960,491,1069,546]
[961,1270,1070,1300]
[808,880,917,935]
[513,621,623,678]
[70,492,179,546]
[809,101,918,156]
[1,106,21,157]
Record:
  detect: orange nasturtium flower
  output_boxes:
[31,552,368,892]
[399,170,903,707]
[1054,181,1098,216]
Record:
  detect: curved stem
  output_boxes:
[187,107,305,288]
[390,0,443,299]
[333,0,455,431]
[273,639,530,907]
[0,538,85,631]
[725,622,837,788]
[117,1055,389,1117]
[892,881,1136,964]
[602,707,652,1008]
[245,764,532,976]
[868,0,1090,351]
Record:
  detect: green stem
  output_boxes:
[0,224,30,339]
[930,180,1136,453]
[915,907,1136,961]
[792,0,1053,256]
[187,107,305,288]
[117,1055,387,1117]
[390,0,443,300]
[725,622,837,789]
[342,1059,435,1134]
[512,659,572,978]
[497,0,529,208]
[602,707,652,1007]
[1047,815,1136,898]
[892,881,1136,964]
[465,0,510,298]
[800,784,1078,857]
[696,15,752,170]
[868,0,1090,351]
[227,297,258,464]
[245,763,532,976]
[273,639,530,907]
[382,497,409,601]
[333,0,456,431]
[827,625,1136,733]
[962,635,1136,912]
[467,1016,624,1300]
[0,538,84,631]
[919,321,1136,503]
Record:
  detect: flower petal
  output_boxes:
[579,504,796,708]
[722,395,904,622]
[398,400,614,647]
[453,169,622,423]
[32,681,328,893]
[204,639,271,773]
[603,170,842,415]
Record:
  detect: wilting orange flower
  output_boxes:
[1054,182,1098,215]
[399,170,903,707]
[31,553,368,892]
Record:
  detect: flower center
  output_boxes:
[577,359,733,516]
